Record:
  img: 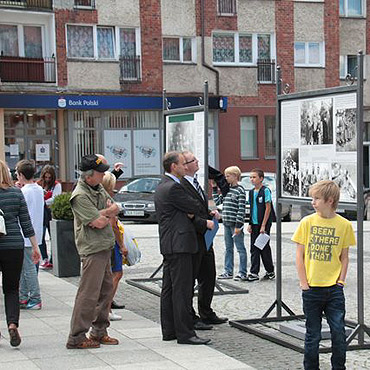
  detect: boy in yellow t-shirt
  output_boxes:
[292,180,355,370]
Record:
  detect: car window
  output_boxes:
[119,178,160,193]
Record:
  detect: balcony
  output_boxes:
[217,0,237,15]
[257,59,276,84]
[0,55,56,83]
[0,0,52,10]
[74,0,95,9]
[119,55,141,84]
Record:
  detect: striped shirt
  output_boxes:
[213,185,246,228]
[0,186,35,250]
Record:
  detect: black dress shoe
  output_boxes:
[162,334,177,341]
[202,316,228,325]
[177,336,211,345]
[194,321,213,330]
[111,301,125,309]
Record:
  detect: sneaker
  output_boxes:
[109,312,122,321]
[40,260,52,270]
[234,274,248,281]
[19,299,28,309]
[218,272,233,279]
[262,272,276,280]
[246,274,259,282]
[26,301,42,310]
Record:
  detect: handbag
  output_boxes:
[0,209,6,236]
[116,220,141,266]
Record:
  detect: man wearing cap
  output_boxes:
[66,154,119,349]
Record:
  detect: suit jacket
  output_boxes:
[154,175,200,255]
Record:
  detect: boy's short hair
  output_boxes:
[250,168,264,179]
[224,166,241,180]
[16,159,36,180]
[102,172,116,193]
[309,180,340,210]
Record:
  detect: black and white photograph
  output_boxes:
[331,162,357,202]
[282,148,299,196]
[335,108,356,152]
[300,162,330,197]
[167,121,195,153]
[300,98,333,145]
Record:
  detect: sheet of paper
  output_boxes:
[204,218,219,251]
[254,233,270,250]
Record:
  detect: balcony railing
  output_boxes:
[257,59,276,84]
[119,55,141,83]
[74,0,95,8]
[0,0,52,10]
[217,0,237,15]
[0,56,56,83]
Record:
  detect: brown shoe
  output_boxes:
[66,338,100,349]
[90,334,119,345]
[9,327,21,347]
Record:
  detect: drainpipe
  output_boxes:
[201,0,219,95]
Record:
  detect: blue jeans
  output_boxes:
[223,224,247,276]
[19,247,41,303]
[302,285,346,370]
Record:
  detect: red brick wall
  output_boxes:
[55,9,98,87]
[324,0,340,87]
[275,0,295,92]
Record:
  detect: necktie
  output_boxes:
[193,176,204,200]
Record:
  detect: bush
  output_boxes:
[50,192,74,220]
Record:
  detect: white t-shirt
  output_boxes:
[21,183,44,246]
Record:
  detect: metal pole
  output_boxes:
[356,51,364,344]
[204,81,209,191]
[162,89,168,168]
[276,66,282,317]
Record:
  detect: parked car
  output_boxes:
[114,176,161,222]
[215,172,292,222]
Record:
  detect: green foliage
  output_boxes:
[50,192,74,220]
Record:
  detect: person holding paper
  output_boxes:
[246,169,275,282]
[181,151,227,329]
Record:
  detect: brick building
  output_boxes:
[0,0,369,182]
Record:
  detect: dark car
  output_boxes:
[114,176,161,222]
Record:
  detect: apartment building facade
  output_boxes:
[0,0,369,182]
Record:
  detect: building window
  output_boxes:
[294,42,324,67]
[217,0,237,15]
[240,116,257,158]
[97,27,115,59]
[340,0,364,16]
[163,37,195,63]
[67,25,94,58]
[120,28,137,57]
[213,32,274,65]
[340,55,358,79]
[264,116,276,158]
[74,0,95,8]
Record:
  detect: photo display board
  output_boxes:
[165,112,206,187]
[281,91,357,203]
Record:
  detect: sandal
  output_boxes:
[8,327,21,347]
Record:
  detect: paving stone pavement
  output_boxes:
[64,221,370,370]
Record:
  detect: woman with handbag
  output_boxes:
[37,165,61,269]
[0,160,41,347]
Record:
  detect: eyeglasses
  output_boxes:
[185,158,197,165]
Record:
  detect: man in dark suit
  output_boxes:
[182,151,228,328]
[154,151,212,345]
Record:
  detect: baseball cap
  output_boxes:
[79,154,110,173]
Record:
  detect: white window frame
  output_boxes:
[0,23,45,58]
[217,0,237,16]
[339,55,364,79]
[340,0,365,17]
[212,32,275,66]
[294,41,325,68]
[162,36,197,64]
[116,27,141,58]
[240,116,258,159]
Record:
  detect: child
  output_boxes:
[246,169,275,281]
[213,166,247,280]
[292,180,355,370]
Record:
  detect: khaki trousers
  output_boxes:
[67,249,114,345]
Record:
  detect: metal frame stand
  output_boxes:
[230,52,370,352]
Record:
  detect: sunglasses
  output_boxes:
[185,158,197,165]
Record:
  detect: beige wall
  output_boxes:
[294,2,324,41]
[161,0,196,36]
[363,55,370,107]
[97,0,140,27]
[294,68,325,92]
[67,62,121,90]
[0,109,4,162]
[339,19,366,55]
[238,0,275,32]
